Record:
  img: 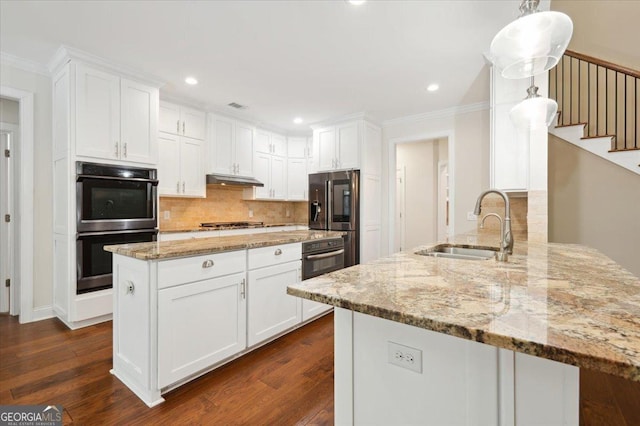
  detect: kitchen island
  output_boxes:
[104,230,342,406]
[287,235,640,425]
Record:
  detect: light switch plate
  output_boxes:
[248,209,254,218]
[163,211,170,220]
[388,341,422,373]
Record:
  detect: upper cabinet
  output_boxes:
[490,67,531,192]
[75,63,158,165]
[255,130,287,157]
[158,132,205,198]
[245,129,288,201]
[314,122,359,172]
[287,137,312,201]
[159,101,206,140]
[208,114,254,177]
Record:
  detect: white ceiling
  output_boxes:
[0,0,521,134]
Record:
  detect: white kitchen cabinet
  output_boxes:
[287,136,311,159]
[76,63,158,165]
[490,66,531,192]
[158,132,205,197]
[287,158,307,201]
[208,114,254,177]
[302,299,331,322]
[244,152,286,200]
[159,101,205,141]
[247,258,302,347]
[158,272,246,388]
[255,129,287,157]
[314,121,360,172]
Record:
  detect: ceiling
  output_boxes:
[0,0,522,134]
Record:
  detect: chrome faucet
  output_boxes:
[474,189,513,258]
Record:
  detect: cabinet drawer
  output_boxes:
[248,243,301,270]
[158,251,246,289]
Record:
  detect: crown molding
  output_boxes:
[0,52,50,77]
[309,111,380,130]
[382,101,490,128]
[47,45,165,87]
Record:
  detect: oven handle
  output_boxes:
[77,229,158,238]
[77,174,159,185]
[305,249,345,260]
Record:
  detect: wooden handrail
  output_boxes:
[565,49,640,79]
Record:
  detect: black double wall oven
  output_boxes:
[76,162,158,294]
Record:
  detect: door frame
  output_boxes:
[387,131,455,256]
[0,86,35,323]
[0,121,19,314]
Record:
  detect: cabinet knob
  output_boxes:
[274,248,282,256]
[202,259,214,268]
[125,280,135,295]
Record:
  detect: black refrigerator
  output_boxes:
[308,169,360,267]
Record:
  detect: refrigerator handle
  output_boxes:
[326,179,332,229]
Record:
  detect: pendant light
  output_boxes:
[509,78,558,129]
[490,0,573,79]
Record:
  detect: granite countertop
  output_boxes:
[160,223,307,233]
[287,234,640,382]
[104,230,343,260]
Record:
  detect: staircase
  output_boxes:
[548,50,639,175]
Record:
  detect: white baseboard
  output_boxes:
[28,305,55,322]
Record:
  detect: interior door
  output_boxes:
[0,128,13,313]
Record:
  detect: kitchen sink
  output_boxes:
[415,244,498,260]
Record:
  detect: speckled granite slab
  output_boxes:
[104,230,343,260]
[288,236,640,382]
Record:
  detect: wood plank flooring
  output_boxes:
[1,312,639,425]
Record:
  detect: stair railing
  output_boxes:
[549,50,639,151]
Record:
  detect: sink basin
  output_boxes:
[415,244,498,260]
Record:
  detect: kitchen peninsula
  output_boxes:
[104,230,342,406]
[287,235,640,425]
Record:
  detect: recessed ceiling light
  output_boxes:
[347,0,366,5]
[185,77,198,85]
[427,84,439,92]
[293,117,303,124]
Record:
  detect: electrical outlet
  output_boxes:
[286,209,290,217]
[388,341,422,373]
[163,211,170,220]
[248,209,253,218]
[467,211,477,221]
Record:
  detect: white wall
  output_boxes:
[396,140,438,251]
[0,98,19,124]
[0,62,53,309]
[382,106,490,255]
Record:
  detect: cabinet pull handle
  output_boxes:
[125,280,135,295]
[177,181,180,193]
[123,143,127,158]
[115,142,119,157]
[202,259,214,268]
[183,121,186,135]
[274,248,282,256]
[240,278,246,299]
[177,120,180,133]
[182,181,186,193]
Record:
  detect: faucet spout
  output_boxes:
[474,189,513,255]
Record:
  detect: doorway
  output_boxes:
[0,97,19,314]
[393,138,449,253]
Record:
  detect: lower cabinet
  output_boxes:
[158,272,247,388]
[302,299,332,322]
[248,260,302,347]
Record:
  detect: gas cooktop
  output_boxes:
[200,221,265,229]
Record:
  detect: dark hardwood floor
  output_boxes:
[1,312,639,425]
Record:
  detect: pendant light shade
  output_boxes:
[509,85,558,129]
[490,2,573,79]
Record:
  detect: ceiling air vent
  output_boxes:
[228,102,247,110]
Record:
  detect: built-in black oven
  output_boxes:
[76,230,157,294]
[76,162,158,232]
[302,237,345,280]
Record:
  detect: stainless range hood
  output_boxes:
[206,173,264,187]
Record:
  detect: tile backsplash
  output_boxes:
[476,193,528,241]
[160,186,308,230]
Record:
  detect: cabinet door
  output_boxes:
[253,153,271,199]
[270,133,287,157]
[247,261,301,347]
[181,107,206,140]
[287,137,307,159]
[287,158,307,200]
[158,132,181,196]
[302,299,332,322]
[159,101,181,135]
[337,122,359,169]
[180,137,205,197]
[158,272,247,388]
[120,79,158,164]
[76,63,120,160]
[210,115,234,174]
[492,102,529,191]
[235,121,254,177]
[270,155,286,200]
[316,127,336,171]
[255,129,271,154]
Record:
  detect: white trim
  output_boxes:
[0,86,35,324]
[47,45,164,87]
[0,52,50,77]
[383,101,489,128]
[31,305,55,322]
[309,111,379,130]
[387,131,455,255]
